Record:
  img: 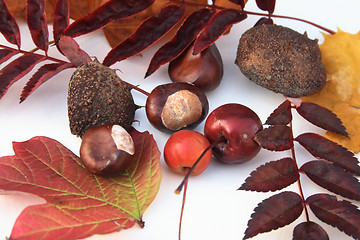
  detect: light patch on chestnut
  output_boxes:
[161,90,202,131]
[111,125,135,155]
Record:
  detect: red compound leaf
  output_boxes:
[300,160,360,200]
[296,102,348,137]
[244,191,303,240]
[20,62,73,103]
[306,193,360,240]
[254,125,293,151]
[145,8,215,77]
[103,5,185,67]
[0,54,45,100]
[62,0,154,38]
[239,158,299,192]
[293,221,329,240]
[26,0,49,52]
[229,0,246,8]
[0,48,18,64]
[0,0,21,48]
[255,0,276,14]
[53,0,69,42]
[295,133,360,176]
[265,100,292,125]
[192,9,247,55]
[57,35,91,67]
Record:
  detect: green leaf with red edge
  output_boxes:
[0,0,21,48]
[244,191,303,240]
[0,128,161,240]
[239,158,299,192]
[0,54,45,100]
[293,221,329,240]
[265,100,292,125]
[103,4,185,67]
[62,0,154,38]
[296,102,348,137]
[306,193,360,239]
[26,0,49,52]
[295,133,360,176]
[254,125,293,151]
[20,62,73,103]
[300,160,360,200]
[192,9,247,55]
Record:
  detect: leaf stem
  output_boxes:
[178,168,190,240]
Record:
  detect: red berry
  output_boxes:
[204,103,263,164]
[164,130,212,176]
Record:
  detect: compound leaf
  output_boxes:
[254,125,293,151]
[265,100,292,125]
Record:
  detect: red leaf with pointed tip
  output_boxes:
[53,0,69,42]
[254,125,293,151]
[293,221,329,240]
[265,100,292,125]
[0,0,21,48]
[63,0,154,38]
[255,0,276,14]
[193,9,247,55]
[295,133,360,176]
[300,160,360,200]
[229,0,245,8]
[0,48,18,64]
[244,191,303,240]
[239,158,299,192]
[57,36,91,67]
[306,194,360,240]
[0,129,161,240]
[26,0,49,52]
[0,54,45,99]
[145,8,215,77]
[296,102,348,137]
[20,62,73,103]
[103,5,185,67]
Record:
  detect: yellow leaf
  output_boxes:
[302,29,360,153]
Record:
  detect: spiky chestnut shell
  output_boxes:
[235,24,326,97]
[67,60,138,138]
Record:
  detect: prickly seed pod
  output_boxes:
[67,60,138,138]
[235,24,326,97]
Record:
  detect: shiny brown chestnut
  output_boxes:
[80,124,135,176]
[168,43,223,92]
[145,82,209,132]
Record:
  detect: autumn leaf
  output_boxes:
[302,30,360,153]
[293,221,329,240]
[254,125,294,151]
[0,129,161,239]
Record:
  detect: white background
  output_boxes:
[0,0,359,239]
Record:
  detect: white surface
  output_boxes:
[0,1,359,239]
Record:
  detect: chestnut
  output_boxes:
[79,124,135,176]
[145,82,209,132]
[168,43,223,92]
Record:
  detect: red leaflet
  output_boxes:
[26,0,49,52]
[53,0,69,42]
[0,48,18,64]
[254,125,293,151]
[57,36,91,67]
[254,17,274,26]
[229,0,246,8]
[265,100,292,125]
[0,0,21,48]
[244,191,303,239]
[0,54,45,99]
[296,102,348,137]
[293,221,329,240]
[20,62,73,102]
[145,8,215,77]
[306,193,360,239]
[295,133,360,176]
[255,0,276,14]
[103,5,185,67]
[239,158,299,192]
[300,160,360,200]
[193,9,247,55]
[63,0,154,38]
